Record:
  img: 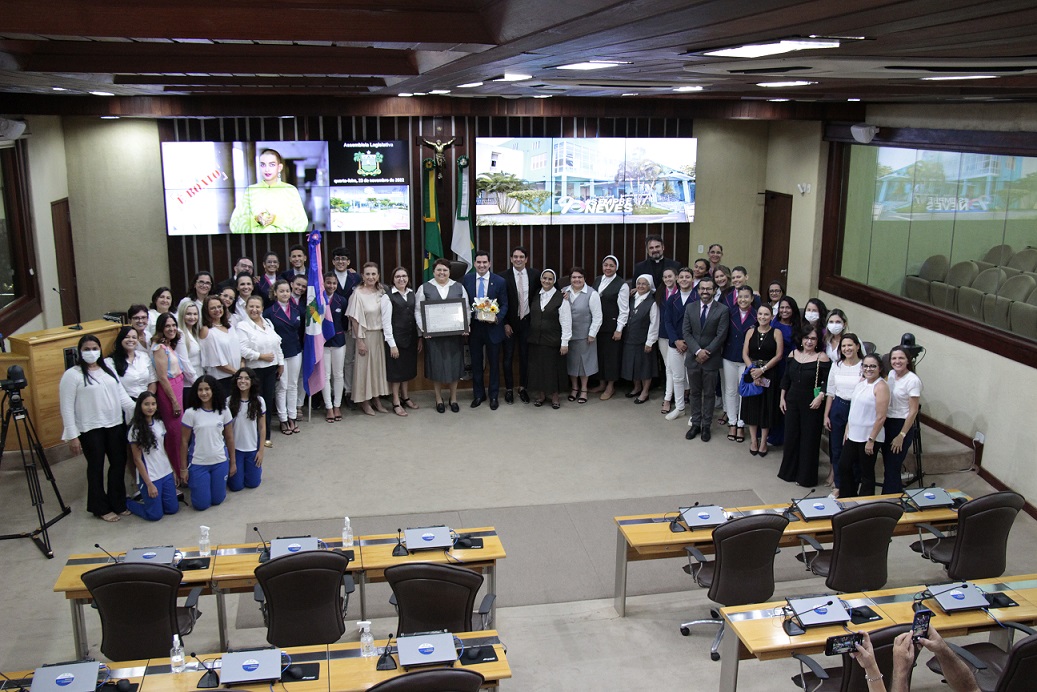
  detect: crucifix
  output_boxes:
[417,136,458,178]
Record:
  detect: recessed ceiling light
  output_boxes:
[673,86,704,92]
[533,94,552,98]
[279,115,293,119]
[757,81,816,87]
[412,92,427,96]
[428,89,451,95]
[555,61,629,71]
[100,116,120,120]
[52,86,67,91]
[767,98,790,102]
[492,73,533,82]
[921,75,998,81]
[398,93,413,97]
[457,82,484,88]
[621,93,639,97]
[847,98,861,102]
[704,38,840,59]
[90,91,115,97]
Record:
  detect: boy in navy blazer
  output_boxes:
[462,251,509,409]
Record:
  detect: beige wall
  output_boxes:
[62,117,168,319]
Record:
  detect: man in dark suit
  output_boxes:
[682,277,729,441]
[632,234,680,303]
[462,250,509,409]
[502,246,536,404]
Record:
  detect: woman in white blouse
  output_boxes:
[146,287,174,340]
[237,295,283,447]
[199,295,242,401]
[177,301,203,385]
[823,333,863,489]
[527,269,572,409]
[620,274,660,403]
[127,303,151,354]
[105,325,157,402]
[232,273,256,325]
[838,353,890,498]
[881,345,923,494]
[59,334,136,522]
[380,266,420,417]
[564,267,602,404]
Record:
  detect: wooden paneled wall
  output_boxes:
[164,115,693,296]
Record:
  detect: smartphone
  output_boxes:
[912,609,933,640]
[825,632,864,656]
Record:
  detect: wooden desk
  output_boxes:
[326,631,510,690]
[138,645,329,692]
[1,660,149,691]
[53,548,215,659]
[718,574,1037,692]
[613,492,966,616]
[356,527,505,624]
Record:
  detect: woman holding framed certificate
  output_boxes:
[415,258,470,413]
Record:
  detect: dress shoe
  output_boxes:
[436,403,446,414]
[665,407,684,421]
[701,427,712,442]
[471,397,484,409]
[489,398,499,410]
[450,402,460,413]
[685,425,701,440]
[519,389,530,404]
[504,389,514,404]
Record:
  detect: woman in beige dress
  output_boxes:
[347,262,390,415]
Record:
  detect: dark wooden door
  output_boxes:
[51,198,80,326]
[760,191,793,291]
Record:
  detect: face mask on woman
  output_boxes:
[804,310,820,324]
[80,350,101,364]
[827,322,844,335]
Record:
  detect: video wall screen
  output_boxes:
[474,137,697,226]
[161,140,411,235]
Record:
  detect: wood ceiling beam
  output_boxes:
[0,1,494,45]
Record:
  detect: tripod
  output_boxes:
[0,387,71,558]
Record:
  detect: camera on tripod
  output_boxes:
[1,364,28,410]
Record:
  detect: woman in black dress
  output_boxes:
[415,258,469,413]
[741,304,784,457]
[621,274,659,403]
[381,266,420,416]
[528,269,571,409]
[591,255,628,401]
[777,325,831,487]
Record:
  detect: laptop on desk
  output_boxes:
[404,526,454,551]
[787,595,851,628]
[679,505,729,530]
[796,498,844,521]
[30,661,100,692]
[396,631,457,669]
[904,487,956,510]
[123,546,178,565]
[928,582,990,613]
[269,536,320,559]
[219,648,282,686]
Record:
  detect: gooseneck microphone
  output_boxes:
[902,483,937,508]
[94,543,121,564]
[670,503,696,533]
[786,488,817,516]
[53,287,84,330]
[253,527,271,562]
[190,653,220,688]
[376,633,397,671]
[391,529,408,557]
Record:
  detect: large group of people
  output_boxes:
[58,236,924,523]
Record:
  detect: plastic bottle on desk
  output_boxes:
[359,621,375,657]
[199,525,211,557]
[342,517,354,549]
[170,634,186,673]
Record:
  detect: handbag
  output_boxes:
[812,358,823,398]
[739,367,763,397]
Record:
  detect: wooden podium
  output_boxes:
[7,319,122,450]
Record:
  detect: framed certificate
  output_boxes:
[421,298,469,336]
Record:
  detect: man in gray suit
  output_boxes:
[682,278,729,441]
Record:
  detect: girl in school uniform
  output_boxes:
[126,392,179,521]
[180,375,235,511]
[265,280,303,434]
[226,367,266,491]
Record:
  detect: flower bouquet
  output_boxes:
[472,297,500,323]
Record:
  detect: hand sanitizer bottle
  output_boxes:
[170,634,186,673]
[342,517,354,549]
[359,621,375,657]
[198,525,211,557]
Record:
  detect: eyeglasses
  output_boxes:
[131,315,148,322]
[861,364,880,370]
[196,280,212,286]
[802,336,818,341]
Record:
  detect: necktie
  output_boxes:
[700,303,708,328]
[518,271,528,319]
[478,276,486,298]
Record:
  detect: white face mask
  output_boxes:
[827,322,844,335]
[804,310,820,324]
[80,350,101,364]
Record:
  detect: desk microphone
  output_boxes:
[253,527,271,562]
[786,489,817,517]
[189,653,219,689]
[376,633,397,671]
[0,669,29,691]
[52,287,84,330]
[670,504,693,533]
[915,581,969,611]
[391,529,408,557]
[94,543,121,564]
[782,598,835,636]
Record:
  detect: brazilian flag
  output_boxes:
[422,158,444,281]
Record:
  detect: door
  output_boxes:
[760,191,792,291]
[51,198,80,326]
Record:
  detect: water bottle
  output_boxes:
[359,621,375,657]
[342,516,354,549]
[170,634,186,673]
[198,525,211,557]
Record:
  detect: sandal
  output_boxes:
[717,414,729,426]
[568,389,578,402]
[578,390,588,404]
[280,421,293,436]
[264,440,274,449]
[736,429,745,443]
[333,408,343,421]
[326,413,336,423]
[661,399,672,414]
[289,420,301,434]
[392,403,408,417]
[99,512,120,523]
[534,399,545,407]
[727,426,738,442]
[402,397,419,410]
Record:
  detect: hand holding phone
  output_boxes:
[825,632,864,656]
[911,609,933,641]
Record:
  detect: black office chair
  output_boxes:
[791,624,915,692]
[926,624,1037,692]
[909,491,1025,580]
[385,563,495,635]
[796,501,905,592]
[679,513,789,661]
[253,550,355,647]
[366,668,485,692]
[81,562,202,661]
